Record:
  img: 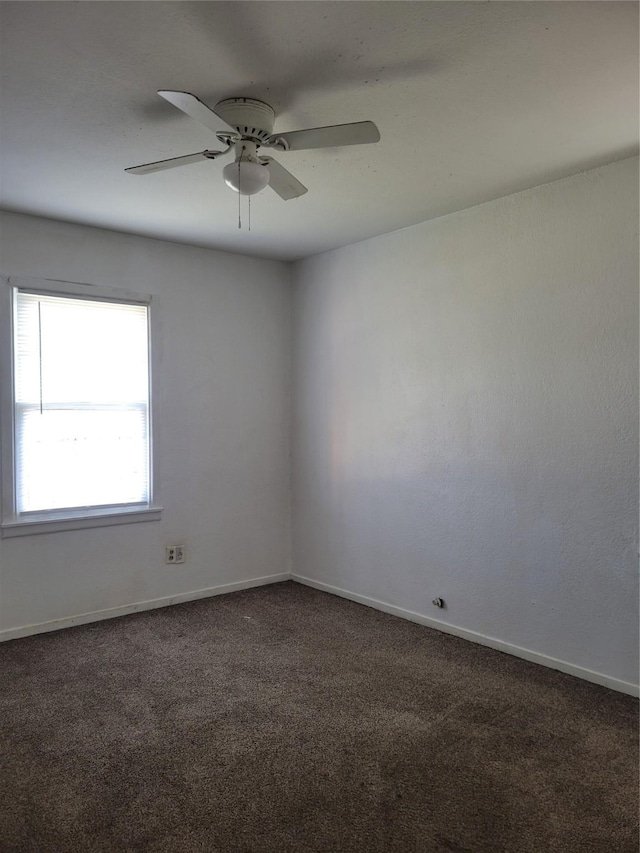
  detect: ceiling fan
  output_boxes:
[125,91,380,199]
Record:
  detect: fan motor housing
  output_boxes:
[214,97,275,142]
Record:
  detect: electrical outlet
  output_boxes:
[166,545,186,564]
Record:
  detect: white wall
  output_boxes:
[2,159,637,694]
[292,157,639,692]
[0,212,291,635]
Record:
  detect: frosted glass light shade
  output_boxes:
[223,160,270,196]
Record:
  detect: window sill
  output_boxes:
[1,506,163,538]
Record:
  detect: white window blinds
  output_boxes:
[14,290,150,514]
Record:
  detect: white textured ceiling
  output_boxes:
[1,1,638,261]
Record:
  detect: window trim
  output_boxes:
[0,275,163,537]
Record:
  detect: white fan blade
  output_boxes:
[157,90,236,133]
[125,150,220,175]
[262,158,308,200]
[268,121,380,152]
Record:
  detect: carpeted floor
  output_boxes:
[0,581,637,853]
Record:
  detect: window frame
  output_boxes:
[0,276,162,537]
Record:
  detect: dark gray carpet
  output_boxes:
[0,581,637,852]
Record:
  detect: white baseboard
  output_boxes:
[4,570,637,698]
[0,573,291,642]
[291,574,639,698]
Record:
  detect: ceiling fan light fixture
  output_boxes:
[127,91,379,202]
[222,160,270,196]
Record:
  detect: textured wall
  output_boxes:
[292,157,639,689]
[0,212,291,632]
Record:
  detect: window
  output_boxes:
[1,277,161,536]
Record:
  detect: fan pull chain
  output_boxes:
[237,159,241,229]
[248,194,251,232]
[38,301,43,415]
